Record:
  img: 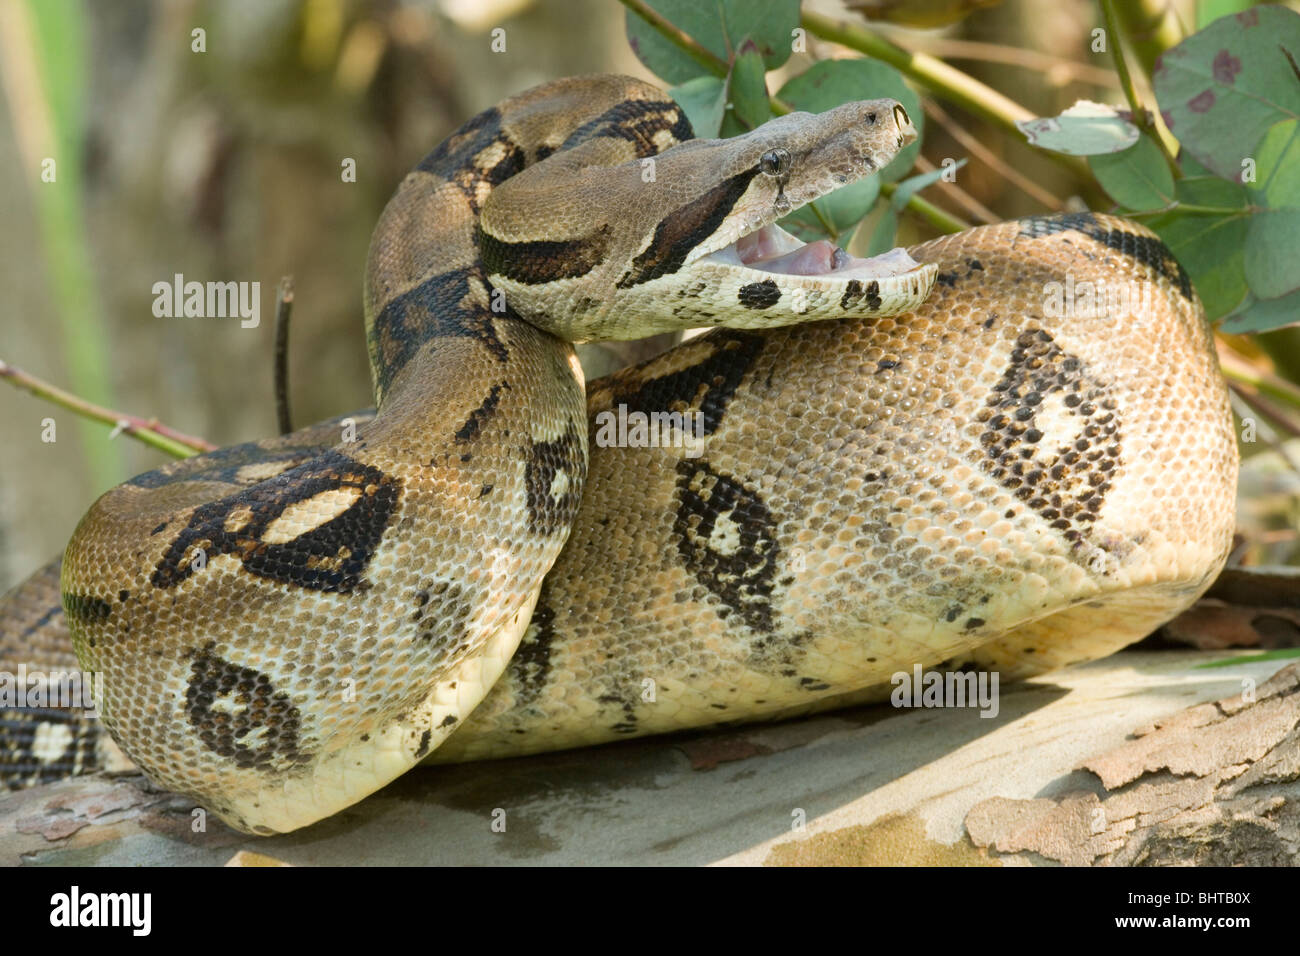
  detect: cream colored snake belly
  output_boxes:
[0,75,1237,835]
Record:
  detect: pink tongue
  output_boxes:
[734,227,789,264]
[750,239,842,276]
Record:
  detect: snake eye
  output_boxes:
[759,147,791,177]
[893,104,910,130]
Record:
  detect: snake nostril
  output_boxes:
[893,104,910,130]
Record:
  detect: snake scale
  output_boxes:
[0,75,1237,835]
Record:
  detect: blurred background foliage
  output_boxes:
[2,0,1300,592]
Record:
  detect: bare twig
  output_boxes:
[802,10,1034,137]
[890,36,1119,88]
[0,359,214,458]
[922,97,1064,211]
[913,154,998,225]
[274,276,294,435]
[1219,346,1300,413]
[1229,382,1300,441]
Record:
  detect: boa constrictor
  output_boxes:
[1,75,1237,836]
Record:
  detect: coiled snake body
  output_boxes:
[2,76,1237,834]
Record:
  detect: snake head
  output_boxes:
[479,96,937,341]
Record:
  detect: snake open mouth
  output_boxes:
[703,222,926,282]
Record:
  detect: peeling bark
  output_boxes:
[966,662,1300,865]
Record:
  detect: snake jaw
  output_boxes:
[680,98,917,273]
[680,111,932,294]
[700,222,929,284]
[681,154,881,271]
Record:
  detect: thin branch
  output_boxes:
[1219,346,1300,413]
[880,180,970,233]
[802,10,1034,138]
[922,97,1064,211]
[1128,202,1256,218]
[890,36,1119,88]
[616,0,727,77]
[273,276,294,436]
[1226,384,1300,495]
[913,154,998,225]
[0,359,214,458]
[1099,0,1179,176]
[802,11,1091,183]
[1229,381,1300,440]
[1107,0,1184,80]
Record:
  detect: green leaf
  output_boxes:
[626,0,800,85]
[1248,118,1300,208]
[669,75,727,138]
[1220,288,1300,333]
[779,177,881,245]
[1177,171,1250,208]
[1089,132,1176,210]
[860,164,966,256]
[1245,208,1300,298]
[1153,4,1300,180]
[22,0,123,487]
[889,162,965,212]
[1017,103,1138,155]
[1147,176,1251,320]
[1178,150,1217,177]
[727,38,770,130]
[718,110,749,139]
[776,59,922,182]
[866,206,901,256]
[1196,0,1259,31]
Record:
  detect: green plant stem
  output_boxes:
[0,0,123,488]
[1099,0,1142,120]
[1172,204,1254,215]
[801,11,1090,181]
[617,0,727,76]
[1098,0,1179,177]
[0,358,213,458]
[1128,203,1256,217]
[881,181,968,233]
[1108,0,1182,79]
[1219,348,1300,414]
[801,10,1033,137]
[804,201,838,238]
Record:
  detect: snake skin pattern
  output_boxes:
[432,213,1237,759]
[32,76,944,834]
[1,211,1238,809]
